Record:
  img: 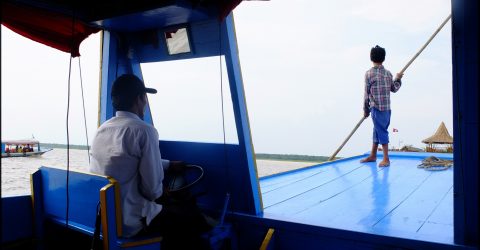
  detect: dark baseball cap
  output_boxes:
[111,74,157,97]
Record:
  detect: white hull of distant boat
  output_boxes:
[1,148,52,158]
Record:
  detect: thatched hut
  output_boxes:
[422,122,453,152]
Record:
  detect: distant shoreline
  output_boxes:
[41,143,334,162]
[42,143,90,150]
[256,153,334,162]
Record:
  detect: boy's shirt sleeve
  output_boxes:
[391,78,402,93]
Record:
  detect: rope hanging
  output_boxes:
[78,58,91,164]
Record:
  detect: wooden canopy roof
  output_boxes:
[422,122,453,144]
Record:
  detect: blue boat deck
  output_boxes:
[259,152,453,245]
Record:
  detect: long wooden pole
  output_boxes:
[328,117,366,161]
[328,14,451,161]
[399,14,451,75]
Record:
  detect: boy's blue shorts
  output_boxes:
[371,108,391,145]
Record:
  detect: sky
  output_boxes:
[1,0,452,157]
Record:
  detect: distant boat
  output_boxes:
[1,139,52,158]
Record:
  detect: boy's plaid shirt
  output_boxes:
[363,65,402,113]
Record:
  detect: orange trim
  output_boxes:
[107,178,123,237]
[260,228,275,250]
[120,237,163,247]
[30,173,36,220]
[100,183,114,250]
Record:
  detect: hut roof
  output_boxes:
[422,122,453,144]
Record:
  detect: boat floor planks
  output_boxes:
[259,152,454,244]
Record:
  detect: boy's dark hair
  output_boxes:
[111,74,157,111]
[370,45,386,63]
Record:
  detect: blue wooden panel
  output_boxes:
[99,27,175,125]
[1,195,33,243]
[262,164,366,209]
[38,166,110,232]
[223,14,262,214]
[136,19,223,63]
[231,213,461,250]
[95,3,217,32]
[159,140,258,215]
[100,31,156,124]
[260,166,330,193]
[99,31,116,125]
[418,187,454,240]
[131,62,154,125]
[373,169,453,243]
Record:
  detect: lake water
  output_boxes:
[1,148,318,197]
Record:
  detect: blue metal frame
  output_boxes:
[131,62,154,125]
[99,31,116,125]
[99,31,155,126]
[222,14,262,213]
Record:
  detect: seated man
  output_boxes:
[89,74,209,249]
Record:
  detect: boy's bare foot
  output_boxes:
[378,160,390,167]
[360,156,376,163]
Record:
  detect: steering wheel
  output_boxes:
[166,164,204,193]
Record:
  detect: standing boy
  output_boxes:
[361,45,403,167]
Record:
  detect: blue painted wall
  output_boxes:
[1,196,33,243]
[231,214,462,250]
[159,140,258,214]
[451,0,479,246]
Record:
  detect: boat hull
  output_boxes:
[1,149,52,158]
